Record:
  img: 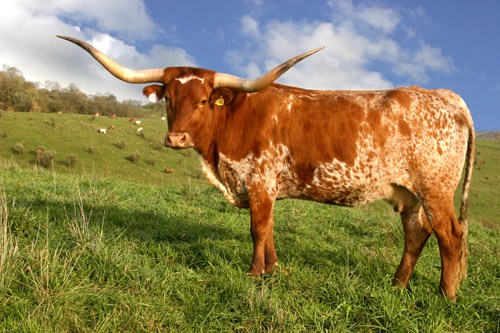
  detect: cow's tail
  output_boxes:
[457,120,475,288]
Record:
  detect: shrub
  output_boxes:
[65,154,78,168]
[51,117,57,127]
[152,141,164,151]
[115,140,126,150]
[34,146,46,157]
[146,158,156,166]
[11,143,24,155]
[1,131,7,139]
[87,147,95,154]
[126,151,141,164]
[38,150,56,168]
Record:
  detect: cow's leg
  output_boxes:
[264,220,278,274]
[248,190,276,277]
[392,205,432,287]
[422,197,463,301]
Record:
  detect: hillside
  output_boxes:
[465,138,500,228]
[476,131,500,141]
[0,111,205,187]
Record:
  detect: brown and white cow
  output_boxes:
[58,35,474,300]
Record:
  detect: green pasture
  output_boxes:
[0,111,498,331]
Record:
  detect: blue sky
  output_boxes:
[1,0,499,130]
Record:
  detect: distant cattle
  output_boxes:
[97,128,106,134]
[129,118,136,122]
[57,111,63,114]
[109,114,116,118]
[108,125,115,130]
[164,168,174,173]
[135,120,141,125]
[60,35,475,301]
[136,127,143,133]
[160,116,166,121]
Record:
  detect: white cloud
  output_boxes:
[241,15,261,39]
[330,0,401,34]
[226,18,394,90]
[357,6,400,33]
[0,0,195,101]
[227,1,454,90]
[17,0,159,40]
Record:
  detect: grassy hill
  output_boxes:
[0,111,499,330]
[0,111,205,187]
[476,130,500,141]
[466,138,500,228]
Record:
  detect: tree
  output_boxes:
[0,65,147,115]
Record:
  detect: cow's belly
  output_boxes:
[277,159,411,207]
[283,179,388,206]
[201,149,412,209]
[277,175,388,207]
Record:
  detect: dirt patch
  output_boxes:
[478,219,499,229]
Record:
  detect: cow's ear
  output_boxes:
[143,84,165,103]
[209,88,236,109]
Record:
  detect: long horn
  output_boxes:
[214,46,325,92]
[57,35,164,83]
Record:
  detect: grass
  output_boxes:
[0,111,204,187]
[0,163,498,331]
[0,111,499,330]
[465,139,500,228]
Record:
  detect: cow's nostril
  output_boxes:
[179,135,186,144]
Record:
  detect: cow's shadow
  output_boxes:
[12,187,402,282]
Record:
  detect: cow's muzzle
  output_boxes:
[165,131,194,149]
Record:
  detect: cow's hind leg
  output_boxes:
[388,185,432,287]
[392,205,432,287]
[422,197,464,301]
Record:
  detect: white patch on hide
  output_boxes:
[176,75,205,85]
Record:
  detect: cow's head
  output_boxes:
[57,35,323,151]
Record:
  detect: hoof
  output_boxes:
[247,266,264,277]
[265,262,278,275]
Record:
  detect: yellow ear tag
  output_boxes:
[215,96,225,106]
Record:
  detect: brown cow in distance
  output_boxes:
[58,35,474,301]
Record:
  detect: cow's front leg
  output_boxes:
[248,189,277,277]
[264,220,278,274]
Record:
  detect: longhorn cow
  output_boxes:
[58,35,474,300]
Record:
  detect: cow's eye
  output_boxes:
[201,99,207,104]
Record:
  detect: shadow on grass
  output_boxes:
[14,188,402,279]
